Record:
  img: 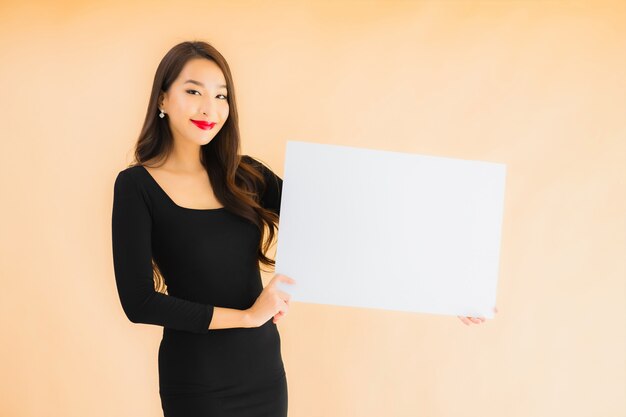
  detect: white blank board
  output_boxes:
[275,141,506,319]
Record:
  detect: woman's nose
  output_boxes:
[201,104,219,120]
[200,112,214,124]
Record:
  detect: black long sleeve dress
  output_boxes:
[111,155,287,417]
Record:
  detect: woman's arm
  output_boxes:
[210,307,252,329]
[260,164,282,216]
[112,170,249,333]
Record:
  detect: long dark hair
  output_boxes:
[127,40,279,294]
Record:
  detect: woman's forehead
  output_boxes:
[177,59,226,87]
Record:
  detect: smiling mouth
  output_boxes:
[190,120,216,130]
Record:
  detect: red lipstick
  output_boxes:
[191,120,216,130]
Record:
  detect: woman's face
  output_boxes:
[159,58,229,146]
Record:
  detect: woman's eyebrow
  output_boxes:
[183,79,227,89]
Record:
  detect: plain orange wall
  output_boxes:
[0,1,624,416]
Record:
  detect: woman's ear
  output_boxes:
[158,91,167,110]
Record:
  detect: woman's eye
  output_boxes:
[185,90,228,100]
[186,90,227,100]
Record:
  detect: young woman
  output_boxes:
[112,39,497,416]
[111,40,295,416]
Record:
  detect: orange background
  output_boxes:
[0,1,624,416]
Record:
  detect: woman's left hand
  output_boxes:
[458,306,498,325]
[273,299,290,324]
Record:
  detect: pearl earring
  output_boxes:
[159,109,165,118]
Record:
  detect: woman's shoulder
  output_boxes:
[240,154,259,166]
[116,164,144,178]
[241,154,275,175]
[114,164,150,192]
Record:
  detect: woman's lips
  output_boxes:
[191,120,216,130]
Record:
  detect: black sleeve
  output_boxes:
[111,170,214,334]
[244,155,283,216]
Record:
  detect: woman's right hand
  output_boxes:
[246,274,296,327]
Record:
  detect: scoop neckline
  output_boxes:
[137,165,227,212]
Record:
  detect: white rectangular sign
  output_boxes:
[275,141,506,319]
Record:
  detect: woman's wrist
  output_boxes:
[243,308,256,328]
[209,307,255,329]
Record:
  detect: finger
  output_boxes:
[275,304,289,321]
[458,316,470,326]
[278,274,297,284]
[270,274,289,284]
[468,317,481,324]
[273,302,288,317]
[277,290,291,301]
